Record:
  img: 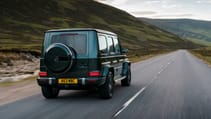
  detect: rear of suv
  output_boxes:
[37,28,131,99]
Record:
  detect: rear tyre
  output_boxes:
[99,72,114,99]
[41,86,60,99]
[121,67,131,86]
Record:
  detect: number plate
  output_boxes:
[58,78,78,84]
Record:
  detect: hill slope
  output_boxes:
[0,0,197,53]
[140,18,211,46]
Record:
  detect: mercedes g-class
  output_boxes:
[37,28,131,99]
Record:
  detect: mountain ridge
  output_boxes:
[0,0,198,53]
[140,18,211,46]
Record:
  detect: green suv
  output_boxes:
[37,28,131,99]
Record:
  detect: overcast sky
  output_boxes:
[96,0,211,21]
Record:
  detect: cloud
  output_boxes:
[131,11,157,15]
[95,0,113,2]
[196,0,211,3]
[162,4,181,9]
[154,13,194,18]
[95,0,211,21]
[145,0,161,4]
[94,0,115,4]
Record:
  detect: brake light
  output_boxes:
[88,71,100,77]
[39,72,48,77]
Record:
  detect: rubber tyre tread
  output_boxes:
[121,67,131,86]
[41,86,60,99]
[99,72,114,99]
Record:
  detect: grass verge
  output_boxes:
[128,49,173,63]
[190,48,211,65]
[0,76,37,87]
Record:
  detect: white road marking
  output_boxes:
[113,59,175,118]
[152,75,157,80]
[113,87,146,118]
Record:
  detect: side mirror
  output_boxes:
[122,48,128,53]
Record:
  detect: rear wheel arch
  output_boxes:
[102,66,113,76]
[122,62,131,76]
[101,66,115,84]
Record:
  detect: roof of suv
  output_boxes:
[46,28,117,36]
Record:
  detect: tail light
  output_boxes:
[88,71,100,77]
[39,72,48,77]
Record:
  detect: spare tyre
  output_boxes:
[44,43,76,73]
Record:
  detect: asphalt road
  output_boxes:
[1,50,211,119]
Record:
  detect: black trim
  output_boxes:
[37,77,106,89]
[46,28,117,36]
[99,55,126,59]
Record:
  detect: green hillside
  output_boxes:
[140,18,211,46]
[0,0,198,54]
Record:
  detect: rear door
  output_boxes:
[45,31,89,77]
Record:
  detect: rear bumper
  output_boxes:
[37,77,106,89]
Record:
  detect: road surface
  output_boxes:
[1,50,211,119]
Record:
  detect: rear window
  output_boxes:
[46,32,88,54]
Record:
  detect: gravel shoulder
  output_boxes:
[0,77,40,106]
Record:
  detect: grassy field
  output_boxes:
[127,49,172,62]
[141,18,211,47]
[0,0,198,55]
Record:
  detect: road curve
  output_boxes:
[1,50,211,119]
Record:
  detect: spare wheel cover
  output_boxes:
[44,43,75,73]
